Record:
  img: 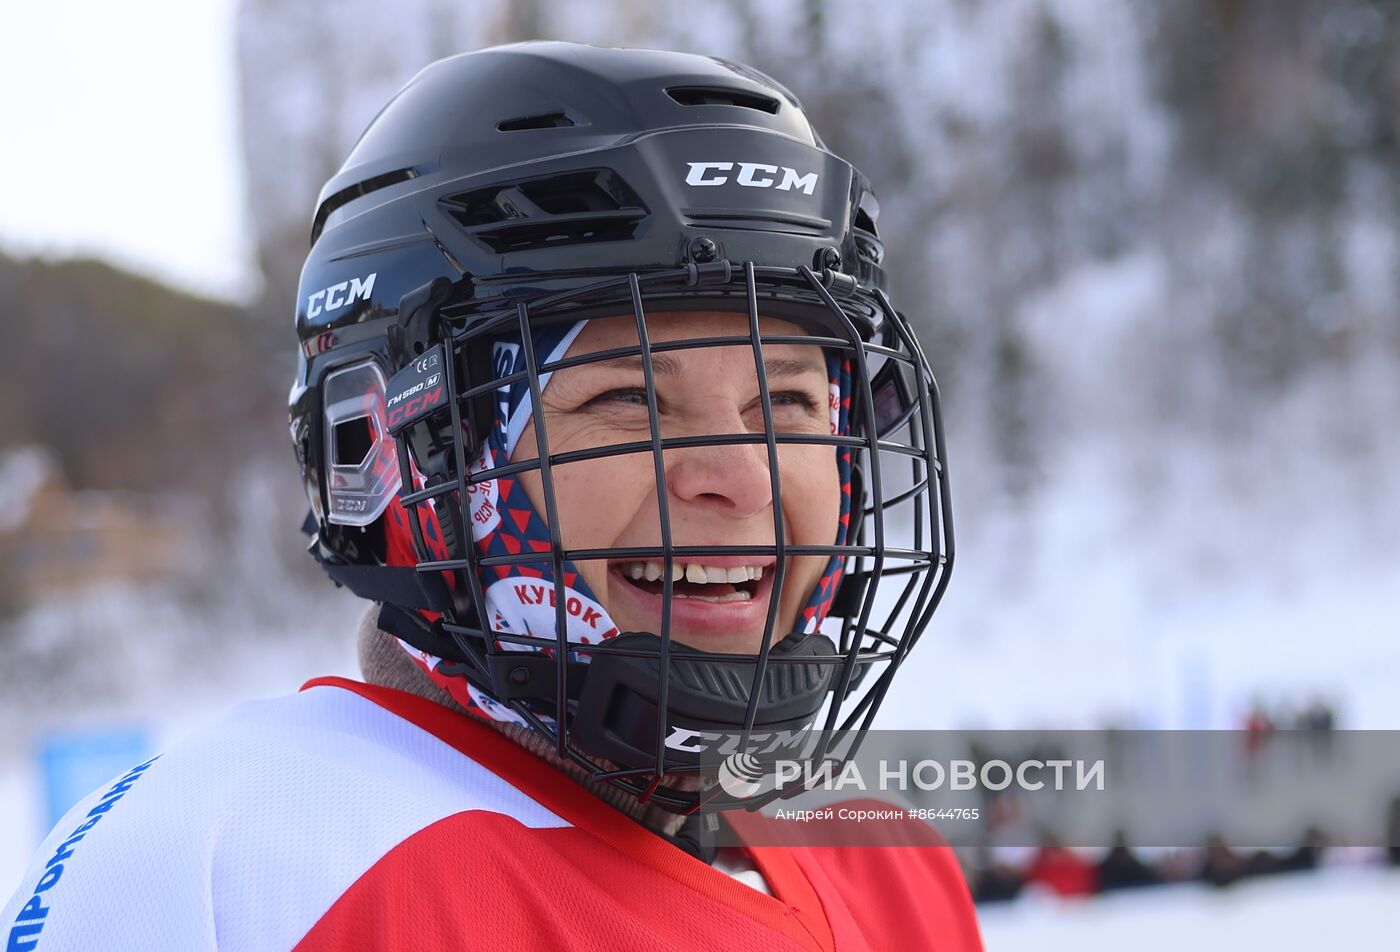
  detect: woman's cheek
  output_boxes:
[775,448,840,621]
[550,455,644,545]
[784,447,841,543]
[543,467,610,594]
[549,462,602,544]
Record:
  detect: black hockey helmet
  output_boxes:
[289,41,953,812]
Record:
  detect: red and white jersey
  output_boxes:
[4,678,983,951]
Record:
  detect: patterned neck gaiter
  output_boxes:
[385,320,853,725]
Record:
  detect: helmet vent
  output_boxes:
[441,169,648,253]
[853,190,883,263]
[497,111,575,132]
[311,167,419,245]
[666,85,780,114]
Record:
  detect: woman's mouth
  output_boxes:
[606,557,780,642]
[613,560,765,602]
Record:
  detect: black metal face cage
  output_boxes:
[383,259,954,813]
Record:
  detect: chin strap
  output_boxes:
[303,509,455,613]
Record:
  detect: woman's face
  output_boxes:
[512,311,841,655]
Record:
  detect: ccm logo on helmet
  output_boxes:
[307,273,377,318]
[685,162,819,195]
[665,725,812,755]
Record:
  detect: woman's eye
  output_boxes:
[588,388,649,407]
[769,390,822,412]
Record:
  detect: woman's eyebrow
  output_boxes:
[762,356,827,379]
[585,353,824,378]
[587,353,685,376]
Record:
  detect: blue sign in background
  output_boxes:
[37,727,152,834]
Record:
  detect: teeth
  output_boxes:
[620,561,769,585]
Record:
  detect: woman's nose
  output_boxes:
[665,411,774,519]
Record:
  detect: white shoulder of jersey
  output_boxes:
[3,683,569,952]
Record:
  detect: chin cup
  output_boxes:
[569,631,837,770]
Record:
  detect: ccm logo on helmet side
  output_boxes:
[307,273,377,319]
[685,162,819,195]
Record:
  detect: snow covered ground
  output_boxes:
[978,866,1400,950]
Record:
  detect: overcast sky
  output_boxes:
[0,0,255,302]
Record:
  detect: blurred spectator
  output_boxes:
[1199,834,1249,888]
[1297,699,1335,733]
[1275,825,1328,873]
[1298,698,1336,759]
[1024,833,1097,898]
[1096,830,1159,891]
[1243,700,1274,760]
[1153,847,1205,884]
[973,861,1025,904]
